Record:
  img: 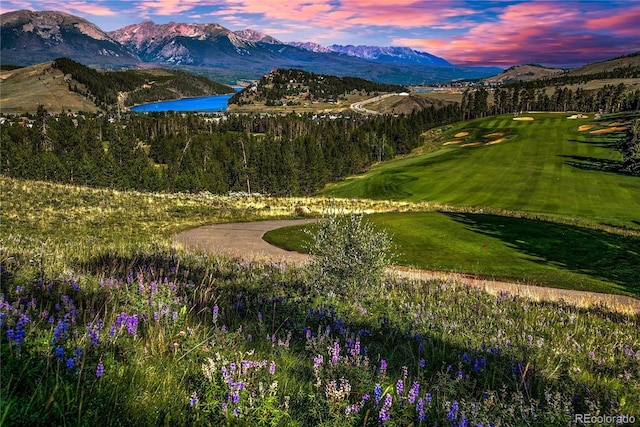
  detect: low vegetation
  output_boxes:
[2,177,639,426]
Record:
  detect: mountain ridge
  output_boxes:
[1,10,501,85]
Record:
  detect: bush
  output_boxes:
[304,214,394,299]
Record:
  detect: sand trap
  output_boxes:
[513,117,534,121]
[608,122,627,127]
[461,142,483,147]
[590,127,627,134]
[487,138,506,145]
[454,132,469,137]
[567,114,588,119]
[578,125,595,131]
[443,140,462,146]
[485,132,504,138]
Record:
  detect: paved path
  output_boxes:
[173,220,640,314]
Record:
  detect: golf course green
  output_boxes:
[324,112,640,229]
[264,112,640,295]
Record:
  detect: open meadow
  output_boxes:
[1,174,639,426]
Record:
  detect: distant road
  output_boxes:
[350,93,400,115]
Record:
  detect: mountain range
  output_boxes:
[0,10,501,85]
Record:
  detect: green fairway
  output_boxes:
[263,212,640,296]
[268,113,640,294]
[323,113,640,229]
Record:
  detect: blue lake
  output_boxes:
[130,90,239,113]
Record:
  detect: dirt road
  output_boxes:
[173,220,640,314]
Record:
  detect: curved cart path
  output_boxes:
[173,220,640,314]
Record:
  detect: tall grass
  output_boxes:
[2,177,639,425]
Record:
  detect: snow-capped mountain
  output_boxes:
[0,10,140,67]
[288,43,451,66]
[1,10,503,84]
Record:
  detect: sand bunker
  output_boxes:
[487,138,506,145]
[608,122,627,127]
[513,117,534,121]
[578,125,595,131]
[461,142,483,147]
[443,140,462,146]
[454,132,469,137]
[589,127,627,134]
[485,132,504,138]
[567,114,588,119]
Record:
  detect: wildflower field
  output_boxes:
[1,177,639,426]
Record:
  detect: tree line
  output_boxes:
[1,104,460,194]
[461,84,640,120]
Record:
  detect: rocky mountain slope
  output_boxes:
[0,10,140,67]
[1,10,501,85]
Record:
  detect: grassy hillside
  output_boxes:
[0,59,234,113]
[0,62,99,114]
[323,112,640,229]
[2,177,639,426]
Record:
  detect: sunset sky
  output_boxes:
[2,0,639,68]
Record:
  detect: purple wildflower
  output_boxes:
[66,358,75,369]
[189,392,198,407]
[269,361,276,375]
[313,354,324,368]
[448,400,459,422]
[379,393,392,424]
[416,398,426,421]
[396,379,404,396]
[379,359,387,375]
[54,346,65,359]
[408,382,420,404]
[374,384,382,405]
[96,362,104,377]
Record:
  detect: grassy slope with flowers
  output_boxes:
[1,176,639,426]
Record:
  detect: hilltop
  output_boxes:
[0,58,233,114]
[483,64,565,84]
[228,68,406,112]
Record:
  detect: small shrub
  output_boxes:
[304,214,394,299]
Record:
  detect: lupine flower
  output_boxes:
[448,400,459,421]
[66,358,75,369]
[257,312,262,322]
[379,359,387,375]
[189,392,199,407]
[416,397,426,421]
[379,393,392,423]
[96,362,104,377]
[269,361,276,375]
[374,384,382,405]
[212,305,219,322]
[55,346,65,359]
[408,382,420,404]
[396,379,404,395]
[419,358,426,368]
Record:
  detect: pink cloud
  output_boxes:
[135,0,207,17]
[394,1,640,67]
[216,0,474,30]
[0,0,118,16]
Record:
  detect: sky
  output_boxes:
[1,0,639,68]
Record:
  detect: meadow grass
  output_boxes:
[2,177,640,426]
[323,113,640,230]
